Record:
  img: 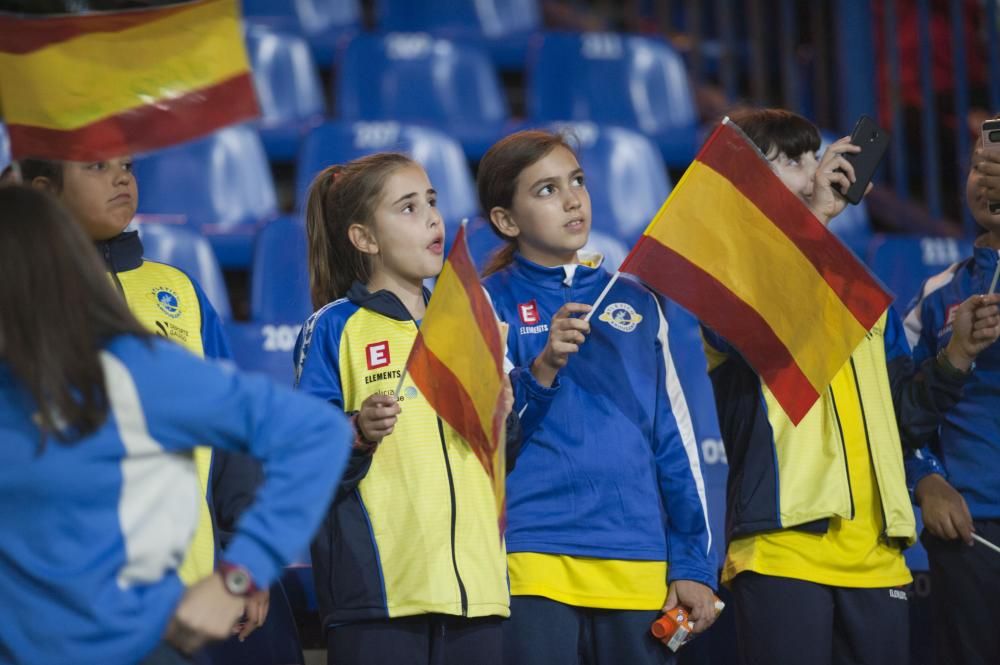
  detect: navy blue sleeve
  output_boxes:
[884,308,968,450]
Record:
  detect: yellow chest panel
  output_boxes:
[337,309,508,617]
[112,262,213,584]
[115,262,204,358]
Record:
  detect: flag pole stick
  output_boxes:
[584,271,621,322]
[394,367,408,400]
[988,261,1000,295]
[972,532,1000,555]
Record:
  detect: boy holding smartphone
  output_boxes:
[904,118,1000,665]
[704,108,1000,665]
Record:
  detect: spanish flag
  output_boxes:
[619,119,892,424]
[0,0,258,161]
[404,223,508,532]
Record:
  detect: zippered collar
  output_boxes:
[346,281,430,321]
[94,230,143,273]
[507,251,606,291]
[971,237,1000,280]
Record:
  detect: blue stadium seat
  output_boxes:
[0,122,10,173]
[251,216,312,323]
[241,0,361,67]
[297,121,479,226]
[528,33,699,167]
[245,24,326,161]
[225,321,300,385]
[135,221,232,320]
[828,198,873,258]
[133,125,278,268]
[866,234,973,315]
[335,33,510,160]
[465,216,504,272]
[551,122,671,243]
[376,0,541,69]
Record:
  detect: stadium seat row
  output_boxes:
[244,22,700,163]
[240,0,540,69]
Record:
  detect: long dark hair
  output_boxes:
[304,153,417,309]
[0,186,150,446]
[476,130,576,276]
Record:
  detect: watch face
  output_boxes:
[225,568,251,595]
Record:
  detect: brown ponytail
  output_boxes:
[304,153,417,310]
[476,130,577,276]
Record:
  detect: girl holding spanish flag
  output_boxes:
[294,153,517,665]
[478,130,718,665]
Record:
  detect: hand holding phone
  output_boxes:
[981,118,1000,214]
[835,115,890,205]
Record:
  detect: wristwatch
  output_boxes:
[218,562,256,597]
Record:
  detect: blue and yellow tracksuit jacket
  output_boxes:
[481,253,716,589]
[294,282,511,627]
[0,335,349,665]
[96,230,260,583]
[703,306,969,546]
[903,243,1000,519]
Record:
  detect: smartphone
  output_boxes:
[982,118,1000,214]
[836,115,891,205]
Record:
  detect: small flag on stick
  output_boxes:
[618,119,893,424]
[401,223,508,533]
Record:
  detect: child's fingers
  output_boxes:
[551,341,581,358]
[826,172,852,194]
[554,317,590,336]
[553,302,592,320]
[832,155,856,182]
[366,393,399,408]
[557,329,587,345]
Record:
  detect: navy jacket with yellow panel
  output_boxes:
[96,230,260,583]
[294,282,513,627]
[702,307,970,546]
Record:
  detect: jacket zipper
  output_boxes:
[848,358,889,537]
[103,243,126,297]
[436,417,468,616]
[828,387,856,519]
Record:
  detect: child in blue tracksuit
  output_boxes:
[903,134,1000,665]
[0,186,350,665]
[478,130,717,665]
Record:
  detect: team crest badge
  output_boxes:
[599,302,643,332]
[152,287,181,319]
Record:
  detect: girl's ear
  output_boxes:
[348,223,379,255]
[489,206,520,240]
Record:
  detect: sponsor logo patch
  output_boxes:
[598,302,643,332]
[152,287,181,319]
[366,341,391,370]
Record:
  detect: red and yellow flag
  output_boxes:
[0,0,258,161]
[620,119,892,424]
[404,224,507,533]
